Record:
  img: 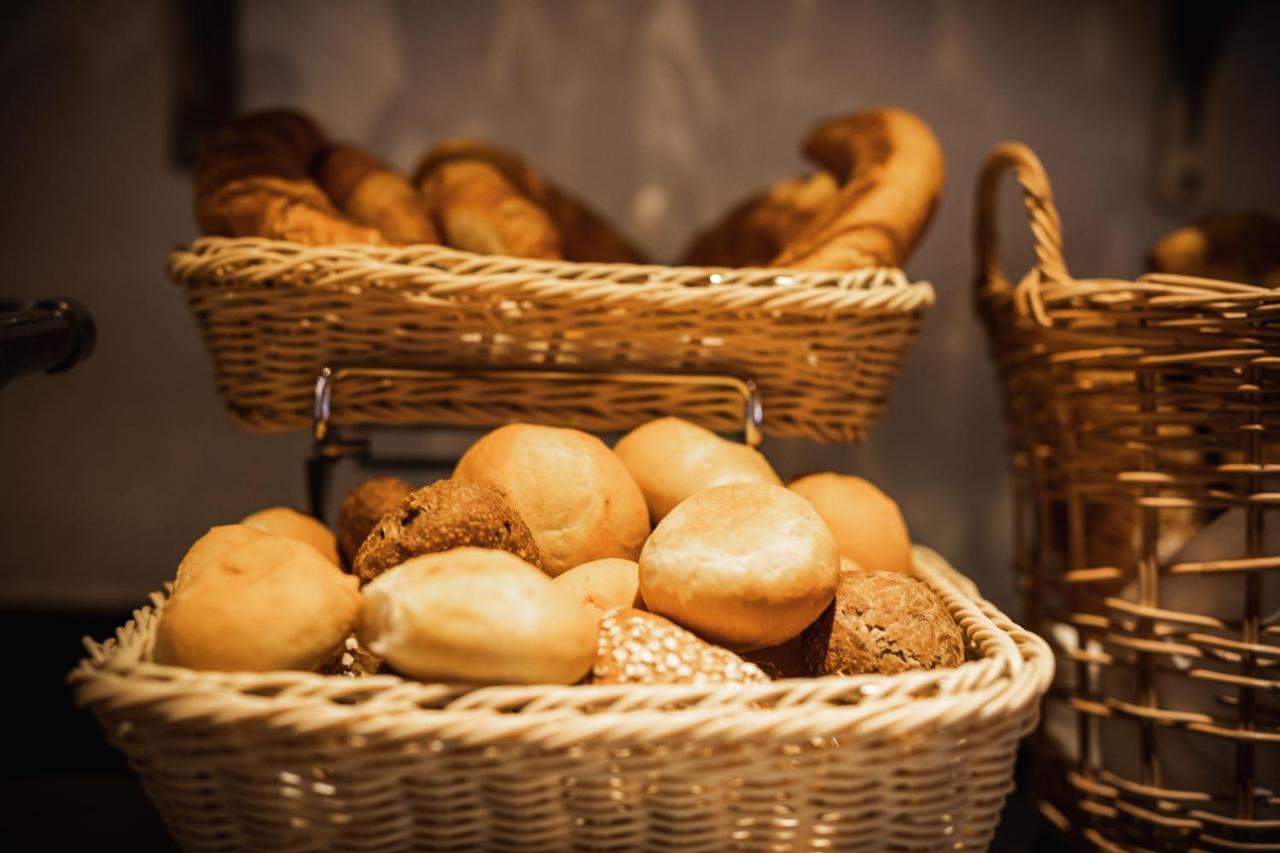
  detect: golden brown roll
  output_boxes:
[788,472,912,574]
[452,424,650,576]
[414,158,562,258]
[639,482,839,652]
[554,558,642,616]
[1148,212,1280,286]
[314,144,439,244]
[357,548,599,684]
[194,109,386,245]
[613,417,781,524]
[772,108,944,271]
[154,533,361,672]
[591,608,768,685]
[802,569,963,676]
[172,524,268,593]
[240,506,341,567]
[351,479,542,583]
[336,477,414,567]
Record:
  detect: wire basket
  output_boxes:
[168,238,933,443]
[976,142,1280,850]
[71,547,1050,852]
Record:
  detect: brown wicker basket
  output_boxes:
[168,238,933,443]
[72,547,1051,852]
[976,142,1280,850]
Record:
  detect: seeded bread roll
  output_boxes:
[241,507,341,567]
[358,548,599,684]
[336,477,415,567]
[554,558,642,616]
[789,473,912,574]
[591,608,768,685]
[614,417,781,524]
[803,569,964,676]
[639,482,839,651]
[155,534,361,672]
[453,424,650,576]
[352,480,541,583]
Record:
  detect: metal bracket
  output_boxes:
[306,366,764,519]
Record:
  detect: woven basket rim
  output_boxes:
[71,547,1053,745]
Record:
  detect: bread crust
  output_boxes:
[336,477,414,567]
[591,608,768,685]
[554,558,642,615]
[788,472,912,574]
[315,144,440,244]
[240,506,341,567]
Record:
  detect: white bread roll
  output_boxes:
[172,524,267,592]
[358,547,599,684]
[452,424,649,576]
[789,473,912,574]
[155,533,361,672]
[639,482,839,651]
[554,558,642,615]
[241,506,341,567]
[614,417,781,523]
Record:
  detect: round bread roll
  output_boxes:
[154,534,361,672]
[788,473,912,574]
[614,417,781,523]
[351,480,540,583]
[241,506,341,567]
[591,608,768,685]
[452,424,649,576]
[802,569,963,676]
[358,548,599,684]
[554,558,642,615]
[336,477,414,567]
[639,482,839,651]
[172,524,267,592]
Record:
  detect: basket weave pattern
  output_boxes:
[169,238,933,443]
[72,548,1050,852]
[977,143,1280,849]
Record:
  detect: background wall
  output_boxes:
[2,0,1278,615]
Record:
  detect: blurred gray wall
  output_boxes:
[2,0,1278,613]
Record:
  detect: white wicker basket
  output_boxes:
[72,547,1051,852]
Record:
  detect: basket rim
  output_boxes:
[71,547,1053,746]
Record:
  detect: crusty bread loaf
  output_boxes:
[155,533,361,672]
[357,547,599,684]
[591,608,768,685]
[352,479,542,583]
[614,417,781,523]
[194,109,386,245]
[803,569,963,676]
[452,424,650,576]
[414,157,562,258]
[788,472,912,574]
[315,144,439,244]
[241,506,341,567]
[772,108,943,270]
[639,482,839,651]
[554,558,642,616]
[336,477,414,567]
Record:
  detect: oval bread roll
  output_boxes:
[453,424,650,576]
[241,506,341,567]
[155,534,361,672]
[172,524,267,593]
[639,482,839,651]
[614,417,781,523]
[788,472,912,574]
[357,548,599,684]
[554,558,642,615]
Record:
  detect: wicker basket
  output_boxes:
[72,547,1051,852]
[976,142,1280,850]
[168,238,933,443]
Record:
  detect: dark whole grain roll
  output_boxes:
[336,477,414,567]
[351,479,542,583]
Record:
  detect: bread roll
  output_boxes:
[317,634,383,678]
[336,477,414,567]
[172,524,267,592]
[803,569,963,676]
[772,108,943,270]
[351,479,541,583]
[554,558,642,615]
[591,608,768,685]
[314,144,439,244]
[1148,212,1280,286]
[452,424,649,576]
[154,534,361,672]
[357,548,598,684]
[743,634,808,679]
[639,482,839,651]
[414,158,561,258]
[241,506,341,567]
[788,473,912,574]
[614,417,781,523]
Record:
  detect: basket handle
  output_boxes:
[974,142,1070,325]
